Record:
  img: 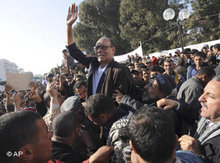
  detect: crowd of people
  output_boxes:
[0,3,220,163]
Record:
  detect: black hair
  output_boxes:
[194,51,206,59]
[150,65,165,73]
[197,66,215,77]
[52,111,78,138]
[210,45,214,51]
[74,80,87,91]
[85,94,115,119]
[214,44,220,51]
[99,36,115,47]
[190,49,199,55]
[207,56,217,65]
[0,111,42,162]
[182,48,191,54]
[127,106,176,162]
[163,58,173,63]
[62,49,68,53]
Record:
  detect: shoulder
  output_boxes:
[109,60,128,70]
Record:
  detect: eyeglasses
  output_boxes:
[93,45,112,53]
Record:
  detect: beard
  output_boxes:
[141,90,159,104]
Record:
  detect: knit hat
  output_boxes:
[152,56,158,65]
[60,96,81,112]
[151,74,175,97]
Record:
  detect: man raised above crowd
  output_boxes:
[65,3,136,98]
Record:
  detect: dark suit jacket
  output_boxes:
[67,43,136,97]
[201,135,220,163]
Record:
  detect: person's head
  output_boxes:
[131,69,143,84]
[46,73,54,83]
[202,44,209,53]
[163,58,175,75]
[149,65,164,77]
[94,37,116,67]
[193,52,205,68]
[127,63,135,71]
[213,44,220,54]
[128,106,177,163]
[74,80,88,100]
[52,111,79,145]
[151,56,158,65]
[60,96,85,122]
[142,68,150,82]
[62,49,68,58]
[199,76,220,122]
[207,55,217,65]
[74,74,87,82]
[176,57,185,67]
[66,76,73,84]
[196,66,215,86]
[0,111,52,163]
[175,49,181,57]
[85,94,115,126]
[141,74,175,104]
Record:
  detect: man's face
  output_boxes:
[199,79,220,122]
[63,52,68,59]
[164,62,174,75]
[141,80,160,104]
[75,85,87,100]
[95,38,115,65]
[150,71,160,78]
[87,114,107,126]
[132,72,143,83]
[74,107,85,122]
[194,56,204,67]
[32,119,52,162]
[143,70,150,82]
[214,48,219,54]
[128,65,135,71]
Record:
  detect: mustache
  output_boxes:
[201,102,208,110]
[97,54,105,57]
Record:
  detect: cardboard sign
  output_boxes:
[6,72,33,91]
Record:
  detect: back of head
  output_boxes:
[196,66,215,78]
[194,51,206,59]
[214,44,220,51]
[127,106,176,162]
[74,80,87,91]
[85,93,114,119]
[60,96,82,112]
[152,74,176,97]
[0,111,41,162]
[52,111,78,139]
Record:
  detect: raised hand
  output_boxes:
[178,135,201,155]
[66,3,78,26]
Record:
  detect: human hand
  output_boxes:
[156,98,178,110]
[12,93,21,110]
[28,90,42,103]
[89,146,114,163]
[178,135,201,155]
[47,83,59,98]
[29,81,36,91]
[112,89,124,104]
[5,84,12,95]
[66,3,78,26]
[59,74,66,84]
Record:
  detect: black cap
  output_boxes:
[60,96,81,112]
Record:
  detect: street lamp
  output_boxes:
[163,8,190,51]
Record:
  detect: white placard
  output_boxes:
[6,72,33,91]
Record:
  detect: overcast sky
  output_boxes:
[0,0,83,75]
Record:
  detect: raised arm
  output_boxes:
[66,3,78,46]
